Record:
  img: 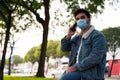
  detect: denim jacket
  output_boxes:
[61,26,107,80]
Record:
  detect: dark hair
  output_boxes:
[74,9,91,18]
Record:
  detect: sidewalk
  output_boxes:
[105,76,120,80]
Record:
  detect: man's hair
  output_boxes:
[74,9,91,18]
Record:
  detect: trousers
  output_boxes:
[59,71,81,80]
[59,71,105,80]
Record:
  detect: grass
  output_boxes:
[4,75,58,80]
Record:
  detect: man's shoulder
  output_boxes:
[92,29,103,35]
[90,29,105,39]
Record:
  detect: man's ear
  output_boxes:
[88,18,91,22]
[88,18,91,24]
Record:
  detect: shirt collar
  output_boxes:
[82,25,94,39]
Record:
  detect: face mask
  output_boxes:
[77,19,88,30]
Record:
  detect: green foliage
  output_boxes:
[45,40,69,57]
[31,0,43,9]
[0,0,35,33]
[46,40,60,57]
[24,40,60,63]
[101,27,120,46]
[5,55,23,66]
[24,46,40,63]
[12,55,23,66]
[56,43,69,58]
[24,40,70,63]
[62,0,104,14]
[20,0,43,9]
[53,0,107,31]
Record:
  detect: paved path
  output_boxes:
[105,76,120,80]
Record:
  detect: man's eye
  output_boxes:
[81,16,85,19]
[76,18,79,20]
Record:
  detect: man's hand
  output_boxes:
[66,25,76,39]
[66,66,77,73]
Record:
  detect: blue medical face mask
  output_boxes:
[77,19,88,30]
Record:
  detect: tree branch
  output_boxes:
[11,0,19,12]
[21,0,44,24]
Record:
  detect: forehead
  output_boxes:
[75,13,87,19]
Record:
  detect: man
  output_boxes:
[60,9,107,80]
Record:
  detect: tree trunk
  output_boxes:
[0,13,11,80]
[8,54,12,75]
[36,27,48,77]
[108,55,115,77]
[8,44,14,75]
[0,24,11,80]
[36,0,50,77]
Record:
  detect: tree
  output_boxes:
[24,40,60,63]
[24,46,40,64]
[0,0,32,79]
[24,40,61,74]
[46,40,60,57]
[17,0,50,77]
[6,55,23,66]
[24,46,41,73]
[101,27,120,77]
[0,0,19,79]
[12,55,23,66]
[102,27,120,46]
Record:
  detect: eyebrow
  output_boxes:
[81,15,85,19]
[76,15,86,20]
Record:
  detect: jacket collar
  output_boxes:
[82,25,94,39]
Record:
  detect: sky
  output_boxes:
[2,1,120,58]
[92,6,120,30]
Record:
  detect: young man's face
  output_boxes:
[75,13,90,25]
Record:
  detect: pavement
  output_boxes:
[105,76,120,80]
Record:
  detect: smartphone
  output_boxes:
[70,23,77,32]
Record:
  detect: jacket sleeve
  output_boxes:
[61,37,72,52]
[73,33,107,71]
